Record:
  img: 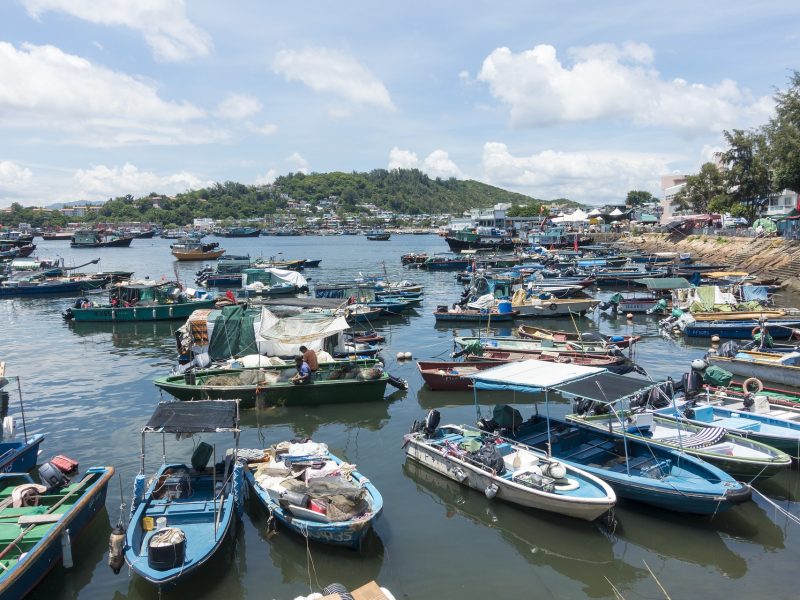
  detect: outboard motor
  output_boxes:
[682,370,704,398]
[477,417,498,432]
[38,461,69,491]
[423,409,440,437]
[742,394,756,411]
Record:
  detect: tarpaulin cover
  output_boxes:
[256,308,349,356]
[144,400,238,433]
[471,359,604,393]
[742,286,769,302]
[242,267,307,288]
[207,305,258,360]
[634,277,691,290]
[554,373,653,403]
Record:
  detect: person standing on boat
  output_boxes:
[299,345,318,373]
[290,356,312,385]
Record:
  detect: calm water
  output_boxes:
[3,235,799,599]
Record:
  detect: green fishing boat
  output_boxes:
[62,280,217,322]
[154,359,389,408]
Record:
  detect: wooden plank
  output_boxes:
[17,514,63,525]
[351,581,390,600]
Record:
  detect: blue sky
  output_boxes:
[0,0,798,207]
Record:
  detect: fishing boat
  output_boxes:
[0,364,46,473]
[70,230,133,248]
[444,229,515,252]
[470,362,751,514]
[509,292,599,318]
[342,305,385,324]
[568,407,791,480]
[434,307,519,322]
[420,255,470,270]
[126,400,243,587]
[517,325,640,349]
[62,280,217,322]
[706,349,800,386]
[251,258,306,271]
[0,274,100,298]
[171,240,226,261]
[681,319,800,339]
[0,466,115,598]
[403,416,616,521]
[220,226,262,237]
[240,268,308,297]
[464,350,632,373]
[244,439,382,549]
[40,230,75,241]
[453,336,617,355]
[417,361,500,391]
[365,230,391,241]
[154,359,389,408]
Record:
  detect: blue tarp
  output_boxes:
[741,286,768,302]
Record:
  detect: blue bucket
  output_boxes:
[497,301,512,314]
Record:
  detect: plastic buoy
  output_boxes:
[484,483,499,499]
[711,335,720,343]
[626,313,633,320]
[404,351,413,359]
[61,529,73,569]
[108,526,125,574]
[396,352,404,360]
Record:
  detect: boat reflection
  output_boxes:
[402,460,640,598]
[65,320,180,354]
[248,500,384,588]
[416,386,549,410]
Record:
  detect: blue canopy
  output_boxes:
[471,360,605,394]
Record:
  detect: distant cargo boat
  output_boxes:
[70,230,133,248]
[171,240,226,261]
[221,227,262,237]
[366,230,391,241]
[444,229,515,251]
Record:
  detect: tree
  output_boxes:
[721,129,774,221]
[767,70,800,194]
[507,203,544,217]
[671,162,727,213]
[625,190,654,207]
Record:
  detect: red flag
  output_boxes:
[225,290,236,303]
[573,233,579,252]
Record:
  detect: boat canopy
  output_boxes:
[144,400,239,434]
[553,373,654,404]
[257,308,349,356]
[633,277,691,290]
[470,359,604,393]
[207,305,259,360]
[242,267,307,288]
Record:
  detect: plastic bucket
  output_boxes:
[497,301,512,314]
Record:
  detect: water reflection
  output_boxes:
[402,460,640,598]
[65,320,179,357]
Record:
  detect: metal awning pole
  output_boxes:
[140,432,146,473]
[213,444,218,536]
[545,389,552,457]
[14,378,28,443]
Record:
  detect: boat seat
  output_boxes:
[712,417,762,432]
[502,449,539,472]
[663,427,727,448]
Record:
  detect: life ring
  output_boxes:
[751,326,762,337]
[548,302,558,312]
[553,478,580,492]
[742,377,763,393]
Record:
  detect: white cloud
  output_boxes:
[481,142,668,204]
[72,163,211,199]
[273,48,395,111]
[0,42,213,145]
[286,152,309,174]
[388,147,419,170]
[477,42,773,135]
[248,122,278,136]
[388,147,464,179]
[217,94,262,120]
[0,161,34,200]
[255,169,278,186]
[22,0,212,62]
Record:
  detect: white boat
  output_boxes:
[510,291,599,318]
[403,420,616,522]
[707,350,800,387]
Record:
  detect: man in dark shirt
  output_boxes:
[299,345,319,372]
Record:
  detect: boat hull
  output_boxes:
[444,237,515,251]
[684,320,800,339]
[417,361,498,391]
[172,249,226,261]
[67,299,217,322]
[707,355,800,388]
[434,311,518,322]
[0,433,45,473]
[514,299,600,318]
[0,466,114,598]
[71,237,133,248]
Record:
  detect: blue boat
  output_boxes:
[683,319,800,339]
[0,277,90,297]
[470,361,751,515]
[0,366,45,473]
[126,400,243,586]
[367,299,415,315]
[245,440,383,549]
[0,466,115,598]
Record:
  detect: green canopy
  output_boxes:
[207,305,258,360]
[633,277,691,290]
[752,218,777,232]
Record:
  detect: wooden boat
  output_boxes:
[342,305,385,324]
[707,350,800,386]
[171,240,226,261]
[517,325,640,349]
[465,350,629,371]
[403,420,616,521]
[63,281,217,322]
[365,230,391,241]
[0,467,114,597]
[154,359,389,408]
[245,440,382,549]
[567,410,791,480]
[434,308,518,322]
[453,336,615,355]
[692,310,788,321]
[511,296,599,318]
[655,391,800,458]
[504,413,750,514]
[0,364,46,473]
[70,230,133,248]
[417,361,500,390]
[126,401,242,586]
[0,276,99,297]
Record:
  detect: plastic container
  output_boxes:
[142,516,154,531]
[156,517,167,530]
[497,301,512,314]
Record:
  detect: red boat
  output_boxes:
[466,350,627,370]
[417,361,499,391]
[516,325,640,349]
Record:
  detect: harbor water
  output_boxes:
[3,235,799,599]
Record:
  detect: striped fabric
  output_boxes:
[664,427,726,448]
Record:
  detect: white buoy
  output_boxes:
[626,313,633,320]
[404,351,413,359]
[711,335,720,343]
[61,529,73,569]
[396,352,404,360]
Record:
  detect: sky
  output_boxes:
[0,0,798,208]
